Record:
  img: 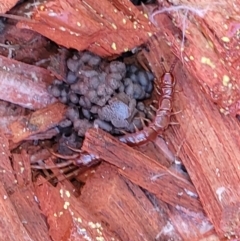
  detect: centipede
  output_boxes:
[118,58,177,145]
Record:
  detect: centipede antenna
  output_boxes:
[159,61,167,73]
[169,57,178,73]
[31,160,74,169]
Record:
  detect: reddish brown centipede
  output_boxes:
[118,58,177,145]
[32,59,177,168]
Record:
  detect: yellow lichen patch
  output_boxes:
[111,23,117,30]
[219,108,229,115]
[207,40,214,49]
[221,36,230,42]
[65,190,71,198]
[133,22,137,29]
[111,42,117,51]
[59,26,66,31]
[77,217,82,223]
[63,201,70,209]
[201,57,215,69]
[144,13,148,19]
[96,237,105,241]
[60,189,63,198]
[222,75,230,86]
[39,5,45,11]
[88,221,96,228]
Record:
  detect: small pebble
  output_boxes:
[125,82,134,97]
[129,73,138,83]
[59,96,68,104]
[80,69,98,78]
[137,70,149,86]
[127,64,138,74]
[79,96,92,109]
[66,71,78,84]
[50,85,61,97]
[123,78,132,86]
[137,102,145,111]
[109,61,126,77]
[67,58,80,72]
[61,88,69,97]
[86,90,98,103]
[106,74,121,90]
[82,108,91,120]
[90,105,100,114]
[88,55,101,66]
[145,82,153,93]
[66,106,80,121]
[69,92,79,104]
[59,119,72,128]
[94,119,113,132]
[146,71,154,82]
[89,76,100,89]
[132,83,144,99]
[80,51,93,63]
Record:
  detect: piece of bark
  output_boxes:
[35,175,121,241]
[0,183,33,241]
[0,133,50,240]
[82,128,202,212]
[10,152,51,241]
[0,55,56,110]
[145,1,240,115]
[80,162,181,241]
[17,0,156,57]
[166,205,216,241]
[144,37,240,238]
[0,0,18,13]
[26,127,60,140]
[9,102,67,143]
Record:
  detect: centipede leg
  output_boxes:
[31,160,74,169]
[170,110,182,116]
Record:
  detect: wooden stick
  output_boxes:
[80,162,182,241]
[35,175,121,241]
[144,37,240,238]
[82,128,203,212]
[9,102,67,143]
[0,55,56,110]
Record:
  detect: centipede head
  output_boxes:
[161,72,175,86]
